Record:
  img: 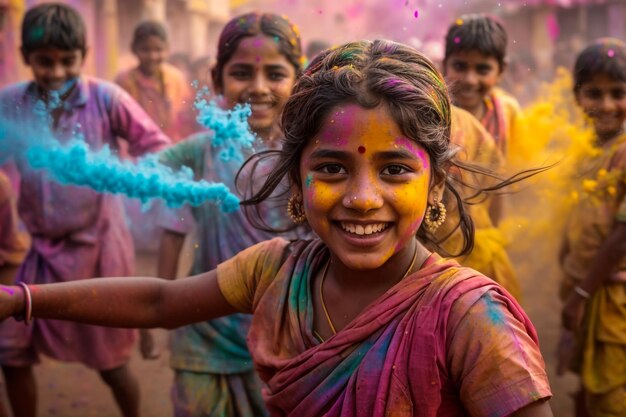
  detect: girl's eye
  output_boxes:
[230,71,250,79]
[612,90,626,100]
[584,89,602,99]
[381,165,410,176]
[268,72,287,81]
[317,164,346,175]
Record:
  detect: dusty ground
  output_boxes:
[12,236,578,417]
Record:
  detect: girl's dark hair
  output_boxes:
[240,39,546,256]
[131,21,168,50]
[242,39,478,255]
[21,3,87,55]
[211,12,304,92]
[573,38,626,94]
[444,14,508,71]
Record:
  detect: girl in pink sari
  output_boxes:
[1,39,552,416]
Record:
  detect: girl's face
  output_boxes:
[299,104,436,271]
[444,49,502,112]
[133,35,168,77]
[576,73,626,140]
[219,35,297,137]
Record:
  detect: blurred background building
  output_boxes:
[0,0,230,84]
[1,0,625,90]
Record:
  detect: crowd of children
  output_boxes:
[0,2,625,417]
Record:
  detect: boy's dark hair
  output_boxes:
[21,3,87,55]
[573,38,626,94]
[131,21,168,50]
[444,14,507,71]
[212,12,304,92]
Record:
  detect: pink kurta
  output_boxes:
[0,77,170,369]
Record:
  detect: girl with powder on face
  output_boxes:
[557,38,626,417]
[156,12,305,417]
[0,40,553,417]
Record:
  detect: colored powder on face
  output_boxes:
[305,174,313,188]
[0,86,256,212]
[358,146,366,154]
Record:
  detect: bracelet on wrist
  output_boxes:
[574,286,591,300]
[13,283,33,325]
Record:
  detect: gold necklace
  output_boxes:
[318,244,420,339]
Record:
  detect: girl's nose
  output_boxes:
[342,174,383,212]
[463,70,479,86]
[250,74,270,94]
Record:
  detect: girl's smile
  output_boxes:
[299,103,435,270]
[219,35,296,141]
[576,73,626,141]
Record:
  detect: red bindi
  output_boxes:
[358,146,366,154]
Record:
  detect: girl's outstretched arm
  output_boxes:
[510,400,553,417]
[0,270,237,329]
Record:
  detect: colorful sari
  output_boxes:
[218,238,551,416]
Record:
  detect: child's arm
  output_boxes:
[0,270,237,329]
[510,400,553,417]
[562,221,626,330]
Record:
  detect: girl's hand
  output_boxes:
[0,285,24,321]
[561,292,586,331]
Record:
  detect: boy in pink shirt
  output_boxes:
[0,4,169,417]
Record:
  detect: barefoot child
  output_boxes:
[0,4,170,417]
[157,12,304,417]
[1,39,552,417]
[559,38,626,417]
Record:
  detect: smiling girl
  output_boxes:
[0,39,552,416]
[156,12,304,417]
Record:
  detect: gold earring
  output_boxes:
[287,194,306,224]
[424,197,446,233]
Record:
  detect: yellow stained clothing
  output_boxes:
[441,106,521,300]
[482,87,526,164]
[561,132,626,399]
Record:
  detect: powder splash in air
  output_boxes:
[1,86,256,212]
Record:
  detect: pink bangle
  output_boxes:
[16,283,33,325]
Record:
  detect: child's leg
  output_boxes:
[2,365,36,417]
[99,364,140,417]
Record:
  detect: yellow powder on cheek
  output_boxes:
[304,178,342,233]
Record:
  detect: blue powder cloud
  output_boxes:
[0,87,256,213]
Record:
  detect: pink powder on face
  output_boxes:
[395,137,430,169]
[318,107,360,146]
